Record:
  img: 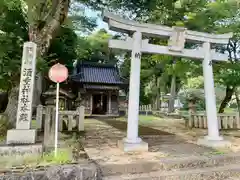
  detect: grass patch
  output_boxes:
[210,151,225,155]
[0,136,5,143]
[139,115,155,121]
[31,119,37,129]
[139,115,155,124]
[0,149,73,169]
[203,150,226,156]
[139,115,164,125]
[40,149,72,166]
[117,115,162,122]
[115,115,164,127]
[0,132,85,170]
[224,108,237,113]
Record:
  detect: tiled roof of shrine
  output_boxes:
[71,62,124,85]
[83,84,119,90]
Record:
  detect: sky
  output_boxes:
[85,8,109,32]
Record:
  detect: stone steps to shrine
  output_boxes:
[102,163,240,180]
[99,152,240,179]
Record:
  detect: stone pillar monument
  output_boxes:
[7,42,37,144]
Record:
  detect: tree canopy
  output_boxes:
[1,0,240,115]
[78,0,240,111]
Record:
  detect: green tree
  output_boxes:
[0,0,28,91]
[76,29,120,64]
[82,0,240,113]
[47,27,78,71]
[0,0,29,125]
[1,0,97,126]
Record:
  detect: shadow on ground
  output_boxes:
[100,119,173,136]
[98,119,213,155]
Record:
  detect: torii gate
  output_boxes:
[103,12,233,151]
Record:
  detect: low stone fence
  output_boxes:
[36,105,85,132]
[153,111,182,119]
[188,112,240,129]
[139,105,168,113]
[139,105,152,111]
[138,105,182,118]
[122,104,170,116]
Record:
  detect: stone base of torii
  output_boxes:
[103,12,233,152]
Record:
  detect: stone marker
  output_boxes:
[78,106,85,131]
[7,42,37,144]
[43,107,56,150]
[36,104,43,130]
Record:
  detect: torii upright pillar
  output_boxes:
[197,42,231,147]
[118,31,148,151]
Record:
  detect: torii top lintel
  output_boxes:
[103,12,233,44]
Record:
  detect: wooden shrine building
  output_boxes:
[70,62,126,116]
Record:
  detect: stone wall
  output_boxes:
[0,163,97,180]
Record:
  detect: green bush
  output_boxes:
[179,88,205,111]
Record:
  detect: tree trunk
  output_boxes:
[218,86,234,113]
[156,77,161,110]
[235,90,240,117]
[29,0,70,55]
[0,92,8,113]
[168,75,176,113]
[188,100,196,113]
[3,87,19,128]
[3,0,70,127]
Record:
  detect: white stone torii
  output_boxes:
[103,12,233,151]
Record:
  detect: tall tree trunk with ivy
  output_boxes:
[156,76,161,110]
[3,87,19,127]
[218,86,235,113]
[168,75,176,113]
[235,90,240,117]
[4,0,70,127]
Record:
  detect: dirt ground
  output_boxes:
[82,116,240,166]
[131,116,240,152]
[82,117,219,165]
